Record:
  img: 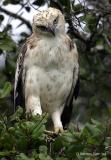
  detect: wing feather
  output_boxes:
[61,40,79,128]
[14,43,27,112]
[61,70,80,128]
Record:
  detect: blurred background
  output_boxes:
[0,0,111,124]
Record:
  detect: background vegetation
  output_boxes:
[0,0,111,159]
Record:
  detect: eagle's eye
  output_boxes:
[53,16,59,25]
[37,25,47,31]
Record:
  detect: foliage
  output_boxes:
[0,108,111,160]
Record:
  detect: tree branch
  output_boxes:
[0,6,32,31]
[66,16,87,44]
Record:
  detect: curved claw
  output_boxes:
[54,127,64,134]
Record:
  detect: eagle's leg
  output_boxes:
[26,95,42,115]
[25,67,43,116]
[51,107,64,133]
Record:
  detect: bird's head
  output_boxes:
[32,7,65,37]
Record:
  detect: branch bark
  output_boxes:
[66,16,87,44]
[0,6,32,31]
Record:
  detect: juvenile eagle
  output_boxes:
[14,7,79,133]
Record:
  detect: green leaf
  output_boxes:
[32,124,45,140]
[39,145,48,154]
[73,4,83,12]
[10,107,24,121]
[56,158,68,160]
[105,45,111,54]
[0,15,4,22]
[58,0,71,11]
[85,14,96,31]
[84,122,102,137]
[0,151,16,158]
[0,82,12,98]
[3,0,20,5]
[0,32,16,52]
[16,153,34,160]
[33,0,45,6]
[104,137,111,146]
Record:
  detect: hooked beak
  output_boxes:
[47,26,55,36]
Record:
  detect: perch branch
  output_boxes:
[0,6,32,31]
[66,16,87,44]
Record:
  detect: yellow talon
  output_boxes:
[54,127,64,134]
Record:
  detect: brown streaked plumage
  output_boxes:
[14,7,79,133]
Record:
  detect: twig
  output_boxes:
[44,130,58,137]
[66,16,87,43]
[28,0,41,12]
[103,33,111,47]
[79,152,106,157]
[0,6,32,31]
[90,14,101,41]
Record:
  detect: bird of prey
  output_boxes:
[14,7,79,133]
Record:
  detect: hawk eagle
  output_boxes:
[14,7,79,133]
